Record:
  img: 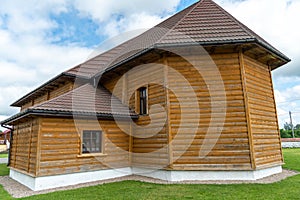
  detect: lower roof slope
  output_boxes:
[2,84,138,125]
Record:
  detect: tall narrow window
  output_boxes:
[82,130,102,154]
[139,87,148,115]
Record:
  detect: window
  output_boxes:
[139,87,148,115]
[82,130,102,154]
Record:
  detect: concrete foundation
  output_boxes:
[10,166,282,191]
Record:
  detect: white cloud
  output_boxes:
[73,0,180,36]
[102,12,168,37]
[214,0,300,128]
[0,0,68,35]
[0,86,30,116]
[0,0,92,119]
[273,80,300,127]
[216,0,300,77]
[0,0,183,120]
[73,0,180,22]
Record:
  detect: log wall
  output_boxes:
[103,63,169,169]
[167,53,252,170]
[10,119,39,176]
[243,55,283,168]
[10,117,130,177]
[37,118,130,176]
[21,81,75,111]
[11,50,283,177]
[34,118,129,176]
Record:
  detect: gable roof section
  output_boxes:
[2,84,138,125]
[65,0,290,79]
[11,0,290,108]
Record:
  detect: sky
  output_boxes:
[0,0,299,129]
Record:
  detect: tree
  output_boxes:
[284,122,292,131]
[280,129,291,138]
[295,124,300,130]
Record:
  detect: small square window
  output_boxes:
[82,130,102,154]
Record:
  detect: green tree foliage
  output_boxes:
[284,122,292,130]
[280,124,300,138]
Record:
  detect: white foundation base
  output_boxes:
[132,166,282,181]
[10,166,282,191]
[9,168,132,191]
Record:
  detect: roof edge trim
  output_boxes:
[11,72,89,107]
[1,109,138,125]
[95,39,290,78]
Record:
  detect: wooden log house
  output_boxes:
[1,0,290,191]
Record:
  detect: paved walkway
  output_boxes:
[0,158,8,164]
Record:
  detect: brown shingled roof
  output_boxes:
[66,0,290,79]
[2,84,137,124]
[32,84,137,117]
[8,0,290,111]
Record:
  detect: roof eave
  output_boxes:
[254,39,291,69]
[1,109,138,125]
[95,39,290,77]
[11,72,88,107]
[158,40,291,64]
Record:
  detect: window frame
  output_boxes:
[137,86,148,115]
[80,130,104,156]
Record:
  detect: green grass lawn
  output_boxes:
[0,149,299,200]
[0,154,8,158]
[0,164,9,176]
[282,148,300,171]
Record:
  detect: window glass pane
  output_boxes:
[139,87,147,115]
[82,131,102,154]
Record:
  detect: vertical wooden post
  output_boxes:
[47,91,50,101]
[13,124,18,168]
[27,121,33,173]
[163,55,173,169]
[268,66,284,164]
[35,118,42,177]
[239,50,256,170]
[129,122,133,167]
[69,81,74,91]
[122,74,128,105]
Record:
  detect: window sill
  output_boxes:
[139,114,149,117]
[77,153,107,158]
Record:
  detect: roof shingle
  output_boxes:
[32,84,137,117]
[8,0,291,115]
[66,0,289,79]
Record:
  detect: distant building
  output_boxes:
[0,129,10,145]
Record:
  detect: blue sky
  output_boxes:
[0,0,300,128]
